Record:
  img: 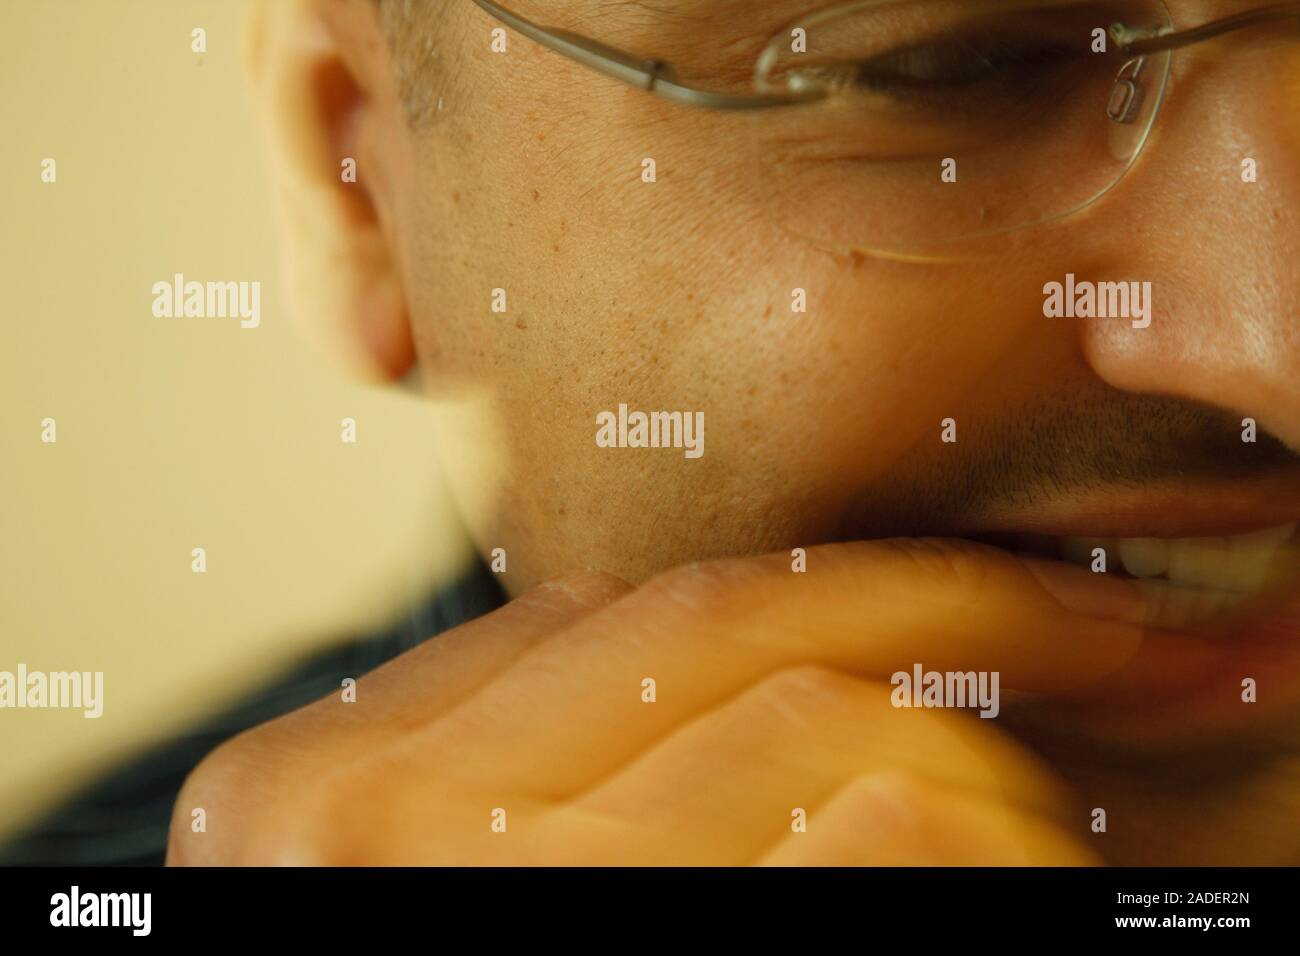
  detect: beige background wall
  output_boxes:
[0,0,477,837]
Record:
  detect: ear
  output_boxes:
[247,0,416,380]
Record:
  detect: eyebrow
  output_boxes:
[573,0,807,33]
[508,0,822,55]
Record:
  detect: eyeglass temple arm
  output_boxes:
[1112,1,1300,56]
[469,0,823,110]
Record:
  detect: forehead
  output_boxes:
[576,0,817,50]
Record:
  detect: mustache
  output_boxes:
[985,392,1297,490]
[842,389,1300,539]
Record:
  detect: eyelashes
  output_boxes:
[849,36,1083,99]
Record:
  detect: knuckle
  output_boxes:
[832,771,945,833]
[527,569,633,608]
[168,725,314,864]
[750,664,855,706]
[871,536,1001,592]
[167,740,253,864]
[852,769,937,805]
[709,667,876,748]
[638,556,763,612]
[277,759,451,865]
[176,734,254,813]
[255,786,351,865]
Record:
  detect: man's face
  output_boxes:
[148,0,1300,868]
[313,0,1300,592]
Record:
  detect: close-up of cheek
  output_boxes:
[402,50,1109,588]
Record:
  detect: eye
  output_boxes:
[851,34,1082,97]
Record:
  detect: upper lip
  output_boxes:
[950,467,1300,540]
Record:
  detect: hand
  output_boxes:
[167,539,1146,865]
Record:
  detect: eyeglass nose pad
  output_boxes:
[1107,57,1148,124]
[1107,56,1158,125]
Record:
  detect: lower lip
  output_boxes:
[1049,593,1300,746]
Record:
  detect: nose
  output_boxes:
[1079,40,1300,450]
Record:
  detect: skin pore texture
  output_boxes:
[202,0,1300,866]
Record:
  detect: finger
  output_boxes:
[167,570,631,864]
[343,569,633,721]
[246,568,632,739]
[754,771,1098,866]
[554,667,1070,864]
[421,539,1145,794]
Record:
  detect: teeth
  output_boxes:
[1058,523,1297,630]
[1226,524,1299,593]
[1166,537,1228,590]
[1117,538,1168,578]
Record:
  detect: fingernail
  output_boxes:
[1021,558,1147,624]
